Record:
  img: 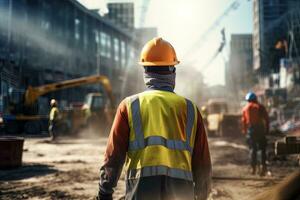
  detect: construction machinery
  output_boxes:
[206,99,242,137]
[61,92,114,135]
[0,136,24,169]
[0,75,114,135]
[275,135,300,156]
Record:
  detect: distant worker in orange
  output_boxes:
[97,37,212,200]
[242,92,269,176]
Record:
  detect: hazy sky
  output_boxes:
[78,0,253,86]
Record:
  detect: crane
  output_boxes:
[201,28,227,72]
[183,0,244,58]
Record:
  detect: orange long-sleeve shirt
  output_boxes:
[99,99,212,199]
[242,101,269,134]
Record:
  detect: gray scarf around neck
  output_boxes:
[144,72,176,91]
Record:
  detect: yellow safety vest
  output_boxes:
[125,90,198,181]
[49,107,59,121]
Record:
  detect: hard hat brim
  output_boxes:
[139,61,180,66]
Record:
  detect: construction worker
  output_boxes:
[242,92,269,176]
[49,99,60,141]
[97,37,212,200]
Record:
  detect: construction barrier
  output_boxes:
[0,136,24,169]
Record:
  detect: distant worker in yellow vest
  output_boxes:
[49,99,60,141]
[97,38,212,200]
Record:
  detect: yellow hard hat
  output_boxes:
[139,37,180,66]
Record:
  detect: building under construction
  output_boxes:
[226,34,254,101]
[0,0,156,115]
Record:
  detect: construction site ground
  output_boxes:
[0,134,299,200]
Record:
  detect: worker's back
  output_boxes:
[242,94,269,175]
[125,89,198,200]
[129,90,193,141]
[97,37,212,200]
[242,102,266,126]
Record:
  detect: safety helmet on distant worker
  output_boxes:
[50,99,57,106]
[139,37,180,66]
[245,92,257,102]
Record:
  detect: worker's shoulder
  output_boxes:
[187,98,199,112]
[244,102,258,109]
[52,107,59,111]
[123,93,141,103]
[243,103,251,110]
[173,93,199,111]
[121,93,142,108]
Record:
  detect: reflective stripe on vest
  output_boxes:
[126,93,196,181]
[127,165,193,181]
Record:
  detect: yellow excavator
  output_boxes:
[24,75,114,106]
[1,75,115,135]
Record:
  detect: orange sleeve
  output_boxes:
[98,99,129,198]
[192,109,212,200]
[103,99,129,166]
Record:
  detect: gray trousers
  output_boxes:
[125,176,194,200]
[49,121,58,140]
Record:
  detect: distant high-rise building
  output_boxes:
[105,3,134,30]
[226,34,254,98]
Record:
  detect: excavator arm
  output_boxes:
[24,75,115,108]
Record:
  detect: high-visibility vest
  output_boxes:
[125,90,198,181]
[49,107,59,121]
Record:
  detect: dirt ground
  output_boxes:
[0,135,299,200]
